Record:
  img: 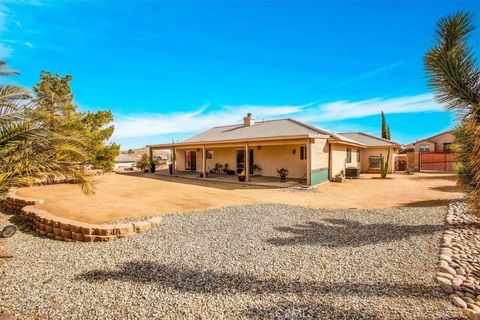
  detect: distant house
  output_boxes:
[122,147,169,161]
[114,154,138,170]
[401,130,455,171]
[148,114,400,186]
[403,130,454,153]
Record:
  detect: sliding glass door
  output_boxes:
[185,151,196,171]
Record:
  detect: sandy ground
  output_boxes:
[16,172,463,224]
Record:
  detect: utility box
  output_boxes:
[345,167,360,179]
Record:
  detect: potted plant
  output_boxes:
[276,168,289,182]
[238,170,246,182]
[251,164,261,175]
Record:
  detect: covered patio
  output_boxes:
[153,169,304,188]
[149,137,315,188]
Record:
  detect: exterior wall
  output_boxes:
[175,150,186,171]
[310,138,329,170]
[414,132,454,152]
[205,147,236,173]
[253,144,307,179]
[360,147,397,174]
[310,138,329,184]
[330,144,360,178]
[415,141,435,153]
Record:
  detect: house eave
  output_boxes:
[328,139,367,148]
[148,134,330,149]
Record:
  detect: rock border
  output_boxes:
[437,200,480,320]
[1,190,162,242]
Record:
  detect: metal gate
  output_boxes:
[419,152,457,172]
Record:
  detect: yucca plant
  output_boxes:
[425,12,480,214]
[0,62,93,197]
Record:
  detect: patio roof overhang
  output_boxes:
[327,138,367,148]
[148,134,331,149]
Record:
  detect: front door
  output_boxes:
[236,149,254,174]
[185,151,196,171]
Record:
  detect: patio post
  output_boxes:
[245,143,250,182]
[149,147,153,162]
[172,147,176,175]
[306,138,311,185]
[202,145,207,179]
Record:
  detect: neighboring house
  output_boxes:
[114,154,138,170]
[123,147,169,161]
[148,114,400,186]
[401,130,455,171]
[403,130,454,153]
[339,132,401,174]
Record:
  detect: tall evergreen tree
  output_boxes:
[380,111,391,178]
[425,11,480,214]
[381,111,391,140]
[32,72,119,171]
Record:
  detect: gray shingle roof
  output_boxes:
[182,119,331,143]
[339,132,401,147]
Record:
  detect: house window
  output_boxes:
[300,146,307,160]
[206,150,214,159]
[346,148,352,163]
[356,149,360,162]
[419,144,431,152]
[443,143,452,152]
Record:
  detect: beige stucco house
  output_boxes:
[401,130,455,170]
[148,114,400,186]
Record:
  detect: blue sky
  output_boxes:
[1,0,479,149]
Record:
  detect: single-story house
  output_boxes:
[114,154,138,170]
[401,130,455,170]
[148,114,400,186]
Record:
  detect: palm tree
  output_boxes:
[0,62,93,197]
[425,12,480,214]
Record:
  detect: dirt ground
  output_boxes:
[15,172,463,224]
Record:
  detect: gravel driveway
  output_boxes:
[0,205,464,319]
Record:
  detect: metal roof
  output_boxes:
[181,119,329,143]
[148,118,366,148]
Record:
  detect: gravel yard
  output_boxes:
[0,204,464,319]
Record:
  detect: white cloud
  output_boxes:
[24,41,33,48]
[297,93,443,123]
[112,93,444,139]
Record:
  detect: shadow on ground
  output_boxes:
[430,185,463,193]
[265,218,443,247]
[399,199,451,207]
[118,172,273,191]
[77,260,441,299]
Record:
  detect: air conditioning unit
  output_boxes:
[345,167,360,179]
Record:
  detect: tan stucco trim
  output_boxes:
[306,138,312,184]
[148,134,331,149]
[328,139,367,148]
